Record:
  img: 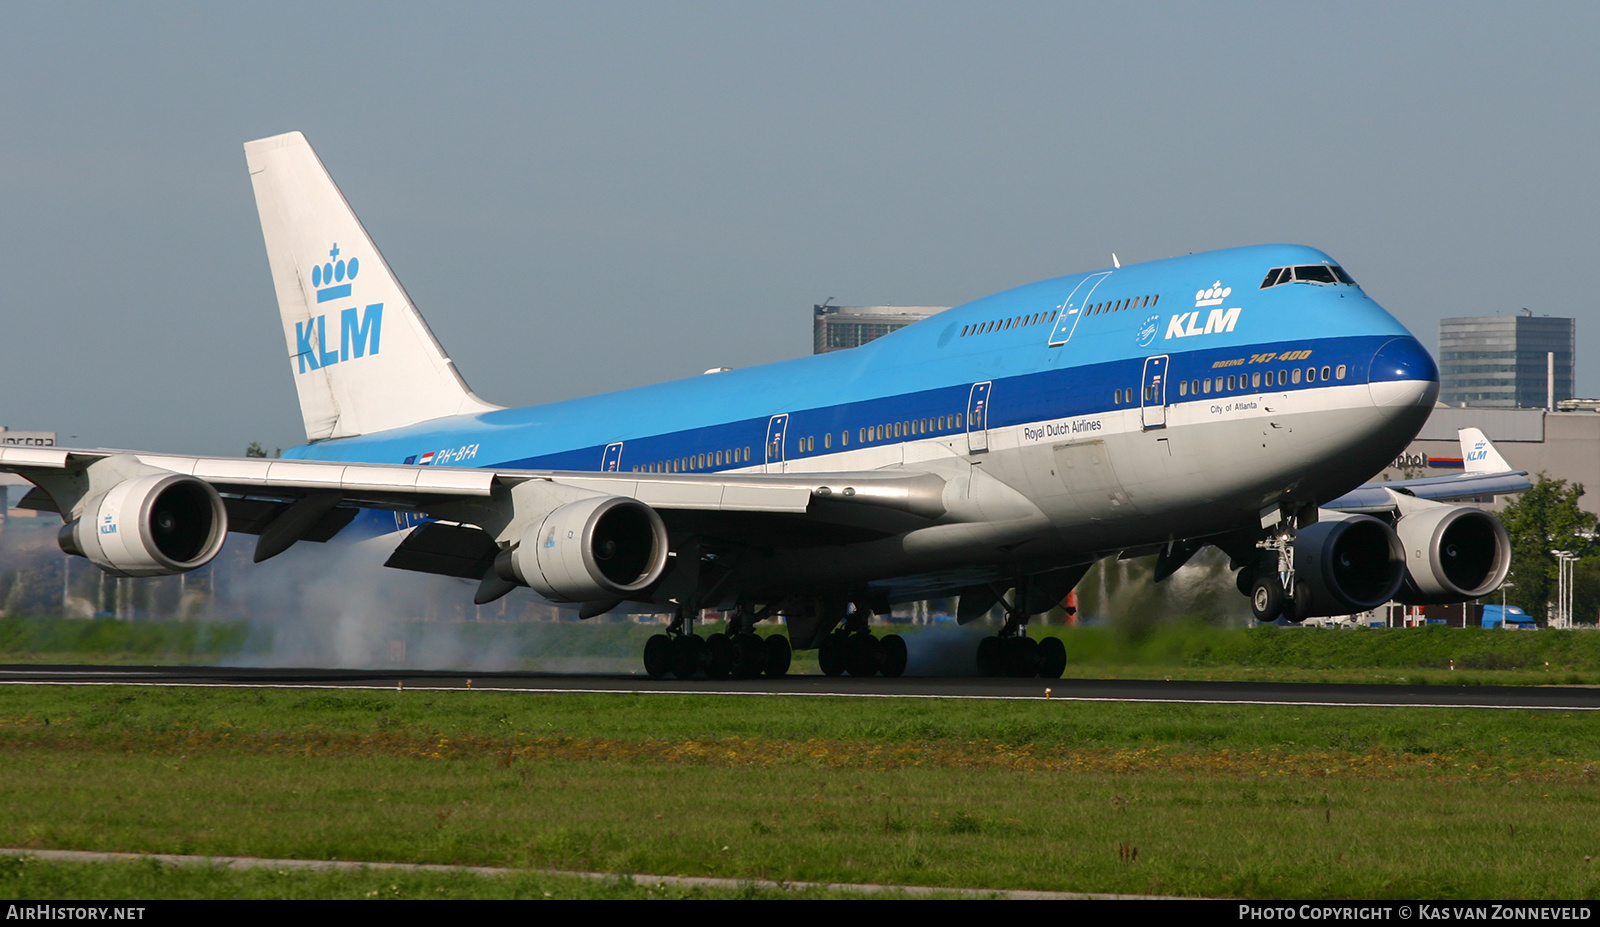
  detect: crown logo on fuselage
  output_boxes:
[1195,281,1231,308]
[310,243,361,303]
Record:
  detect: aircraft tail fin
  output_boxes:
[1459,427,1512,474]
[244,131,499,443]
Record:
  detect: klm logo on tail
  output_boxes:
[295,243,383,374]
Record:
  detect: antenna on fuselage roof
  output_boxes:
[1111,253,1121,268]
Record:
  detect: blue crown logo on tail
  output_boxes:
[294,243,383,374]
[311,243,360,303]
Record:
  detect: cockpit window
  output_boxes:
[1259,264,1357,288]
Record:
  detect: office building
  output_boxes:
[813,304,947,354]
[1438,314,1574,408]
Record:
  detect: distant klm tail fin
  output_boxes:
[244,131,498,442]
[1459,427,1511,474]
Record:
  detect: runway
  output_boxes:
[2,664,1598,710]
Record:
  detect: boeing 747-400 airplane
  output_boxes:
[2,132,1526,679]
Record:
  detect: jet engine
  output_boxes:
[1394,504,1512,604]
[496,495,670,602]
[1293,514,1407,617]
[58,473,228,577]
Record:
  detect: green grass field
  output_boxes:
[2,684,1599,899]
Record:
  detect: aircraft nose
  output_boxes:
[1368,337,1440,409]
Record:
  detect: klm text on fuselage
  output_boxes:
[295,304,383,373]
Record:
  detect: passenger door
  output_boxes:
[1046,272,1112,348]
[967,381,992,453]
[764,414,789,473]
[1141,355,1169,430]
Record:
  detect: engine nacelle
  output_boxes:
[497,495,669,602]
[1394,504,1511,603]
[1293,514,1406,617]
[58,474,228,577]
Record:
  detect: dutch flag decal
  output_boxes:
[418,452,435,466]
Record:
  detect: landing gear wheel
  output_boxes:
[976,636,1001,676]
[1251,574,1285,623]
[671,633,706,679]
[705,633,733,679]
[818,632,847,677]
[1007,636,1041,678]
[763,634,792,678]
[1286,581,1312,624]
[845,632,881,677]
[1038,637,1067,679]
[879,634,907,678]
[643,634,672,679]
[730,632,764,679]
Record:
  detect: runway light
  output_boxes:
[397,680,404,691]
[1045,688,1052,699]
[467,679,473,689]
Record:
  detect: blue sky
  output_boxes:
[2,2,1596,455]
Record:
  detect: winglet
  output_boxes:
[1460,428,1511,474]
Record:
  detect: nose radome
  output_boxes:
[1368,337,1440,409]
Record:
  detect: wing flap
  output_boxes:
[383,522,500,578]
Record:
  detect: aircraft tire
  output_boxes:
[671,633,706,679]
[1286,581,1312,624]
[705,633,733,679]
[763,634,792,678]
[845,632,880,677]
[643,634,673,679]
[1008,636,1041,677]
[818,633,847,676]
[976,636,1001,676]
[731,633,764,679]
[1038,637,1067,678]
[880,634,907,678]
[1251,574,1285,623]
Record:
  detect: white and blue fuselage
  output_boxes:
[282,243,1437,600]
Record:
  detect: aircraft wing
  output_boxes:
[1,445,951,577]
[1323,427,1531,513]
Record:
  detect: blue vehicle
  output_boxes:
[1481,604,1537,630]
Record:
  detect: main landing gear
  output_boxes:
[643,604,791,680]
[974,584,1066,678]
[816,604,907,678]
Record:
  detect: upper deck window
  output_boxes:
[1259,264,1358,289]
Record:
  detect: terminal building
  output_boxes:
[1376,405,1600,515]
[1438,313,1574,409]
[813,304,947,354]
